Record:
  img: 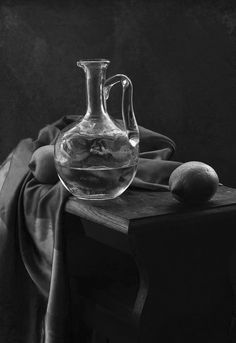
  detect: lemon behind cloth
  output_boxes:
[28,145,58,184]
[169,161,219,205]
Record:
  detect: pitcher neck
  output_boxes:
[78,60,110,117]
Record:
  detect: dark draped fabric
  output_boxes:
[0,115,180,342]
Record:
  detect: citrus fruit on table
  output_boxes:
[169,161,219,205]
[28,145,58,184]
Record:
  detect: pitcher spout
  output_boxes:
[77,59,110,69]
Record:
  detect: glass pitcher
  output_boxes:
[54,59,139,200]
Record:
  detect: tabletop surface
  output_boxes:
[65,185,236,233]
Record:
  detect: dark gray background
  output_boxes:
[0,0,235,185]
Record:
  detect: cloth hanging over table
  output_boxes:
[0,115,180,343]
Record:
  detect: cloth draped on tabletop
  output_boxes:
[0,115,181,343]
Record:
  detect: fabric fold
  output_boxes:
[0,115,180,342]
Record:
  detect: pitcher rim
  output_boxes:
[77,59,110,64]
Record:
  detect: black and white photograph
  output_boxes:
[0,0,235,342]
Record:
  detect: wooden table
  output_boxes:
[64,186,236,343]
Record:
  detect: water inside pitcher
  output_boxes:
[54,59,139,200]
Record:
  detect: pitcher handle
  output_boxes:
[104,74,139,142]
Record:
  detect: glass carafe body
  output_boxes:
[54,59,139,200]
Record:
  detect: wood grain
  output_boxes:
[65,185,236,232]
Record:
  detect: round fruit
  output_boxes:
[28,145,58,184]
[169,161,219,205]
